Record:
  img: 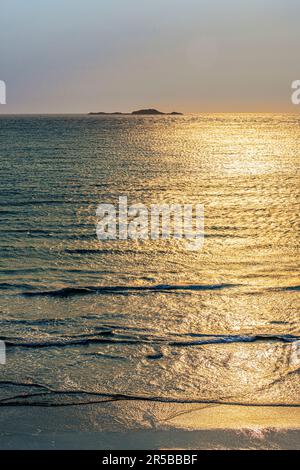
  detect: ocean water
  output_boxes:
[0,114,299,409]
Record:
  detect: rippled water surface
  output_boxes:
[0,114,299,407]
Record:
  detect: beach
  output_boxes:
[1,402,299,449]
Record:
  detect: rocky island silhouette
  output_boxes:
[88,108,183,116]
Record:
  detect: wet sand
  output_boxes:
[0,402,299,449]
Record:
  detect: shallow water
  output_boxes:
[0,114,299,407]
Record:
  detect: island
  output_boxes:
[88,108,183,116]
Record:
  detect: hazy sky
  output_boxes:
[1,0,299,113]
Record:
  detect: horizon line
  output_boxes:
[0,111,299,116]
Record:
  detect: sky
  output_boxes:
[0,0,300,113]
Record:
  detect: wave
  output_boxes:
[4,332,299,349]
[279,286,300,292]
[0,381,299,407]
[65,248,141,255]
[22,283,239,297]
[0,282,38,290]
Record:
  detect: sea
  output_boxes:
[0,114,299,410]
